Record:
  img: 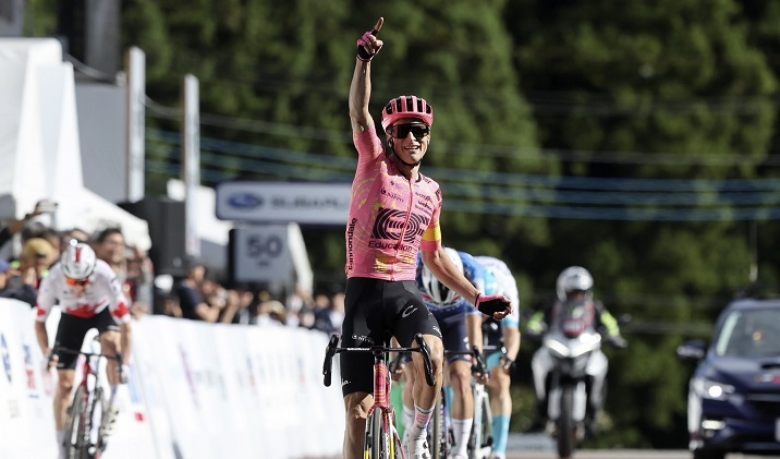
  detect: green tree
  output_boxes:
[505,0,777,447]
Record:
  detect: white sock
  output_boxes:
[451,418,473,455]
[56,430,65,445]
[403,405,414,434]
[406,403,434,441]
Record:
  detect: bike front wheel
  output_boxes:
[366,409,396,458]
[66,386,90,459]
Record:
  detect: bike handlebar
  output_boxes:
[49,346,125,380]
[322,333,436,388]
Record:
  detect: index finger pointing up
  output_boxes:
[371,17,384,35]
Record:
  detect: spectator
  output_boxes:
[0,199,55,251]
[176,263,219,322]
[63,228,90,245]
[220,289,255,325]
[256,300,287,326]
[162,293,182,318]
[94,228,126,278]
[126,246,154,318]
[330,292,346,334]
[2,238,56,305]
[22,237,57,273]
[39,227,62,255]
[312,292,335,333]
[0,260,11,293]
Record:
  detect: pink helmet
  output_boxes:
[381,95,434,131]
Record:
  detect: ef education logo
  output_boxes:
[228,193,264,210]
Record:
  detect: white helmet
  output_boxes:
[421,247,463,305]
[61,239,97,280]
[556,266,593,302]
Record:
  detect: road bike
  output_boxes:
[323,333,435,459]
[427,345,505,459]
[469,345,509,459]
[51,338,123,459]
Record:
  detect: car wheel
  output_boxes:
[692,448,725,459]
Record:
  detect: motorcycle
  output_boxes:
[530,299,626,458]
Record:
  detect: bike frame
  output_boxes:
[323,333,435,459]
[52,340,122,459]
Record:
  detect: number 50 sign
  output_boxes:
[231,225,292,283]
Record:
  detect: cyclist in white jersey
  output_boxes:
[470,256,521,459]
[34,240,132,453]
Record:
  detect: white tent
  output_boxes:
[0,38,151,250]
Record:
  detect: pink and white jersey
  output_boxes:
[35,259,131,324]
[346,125,443,281]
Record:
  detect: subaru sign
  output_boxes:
[216,182,351,225]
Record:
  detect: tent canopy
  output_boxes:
[0,38,150,250]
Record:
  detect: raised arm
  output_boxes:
[349,17,384,133]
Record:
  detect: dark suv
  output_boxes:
[678,298,780,459]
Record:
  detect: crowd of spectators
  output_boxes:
[1,199,344,335]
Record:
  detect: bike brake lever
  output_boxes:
[322,335,339,387]
[414,334,435,387]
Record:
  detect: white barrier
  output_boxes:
[0,299,344,458]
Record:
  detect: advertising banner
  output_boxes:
[0,300,344,458]
[216,181,352,225]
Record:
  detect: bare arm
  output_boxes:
[120,322,132,365]
[467,314,482,353]
[349,17,384,134]
[35,321,50,356]
[422,246,481,305]
[195,303,219,322]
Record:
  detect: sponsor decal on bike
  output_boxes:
[351,334,374,345]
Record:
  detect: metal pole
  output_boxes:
[182,74,201,258]
[126,46,146,202]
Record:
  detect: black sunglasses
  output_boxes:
[391,123,430,140]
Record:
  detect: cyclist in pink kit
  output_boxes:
[342,17,512,459]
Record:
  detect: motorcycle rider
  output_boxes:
[527,266,626,436]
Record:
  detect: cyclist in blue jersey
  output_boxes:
[470,256,521,459]
[399,248,491,459]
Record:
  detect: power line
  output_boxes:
[147,130,780,192]
[145,107,780,166]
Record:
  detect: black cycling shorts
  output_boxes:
[340,277,442,397]
[54,308,119,370]
[400,311,470,365]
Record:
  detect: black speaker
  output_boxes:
[120,198,187,277]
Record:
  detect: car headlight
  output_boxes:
[692,378,735,400]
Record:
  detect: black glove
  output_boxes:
[475,293,511,317]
